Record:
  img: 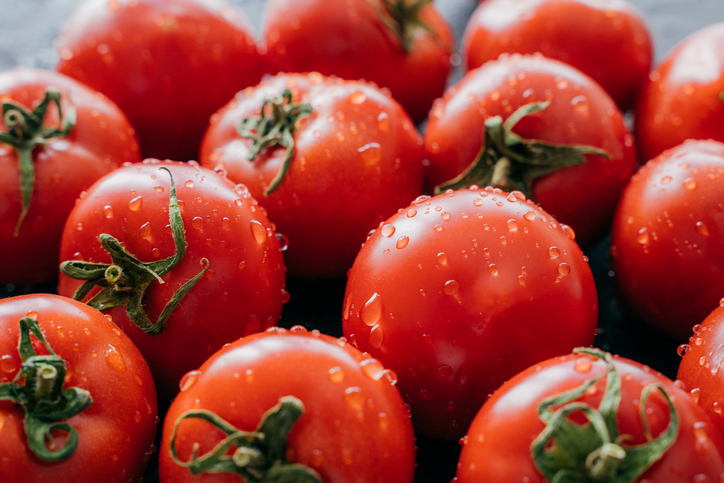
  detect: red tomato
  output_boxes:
[610,140,724,340]
[635,22,724,163]
[0,294,157,483]
[342,187,598,440]
[456,349,724,482]
[0,68,140,286]
[462,0,652,109]
[56,0,266,161]
[159,326,415,483]
[424,54,637,247]
[200,72,425,279]
[263,0,453,123]
[57,160,287,402]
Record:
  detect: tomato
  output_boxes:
[456,348,724,482]
[635,22,724,163]
[159,326,415,483]
[462,0,652,110]
[424,54,637,247]
[263,0,453,123]
[56,0,266,161]
[200,72,425,279]
[342,187,598,440]
[0,294,157,483]
[0,68,140,286]
[610,139,724,340]
[57,160,287,402]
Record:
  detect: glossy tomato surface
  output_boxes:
[456,351,724,482]
[635,22,724,163]
[342,187,598,440]
[424,54,637,247]
[462,0,652,109]
[0,68,140,286]
[56,0,266,161]
[57,160,287,402]
[263,0,453,123]
[0,294,157,483]
[160,326,415,483]
[200,72,425,279]
[678,304,724,437]
[610,140,724,340]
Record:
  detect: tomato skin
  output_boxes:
[200,73,425,279]
[57,160,287,402]
[610,140,724,340]
[456,352,724,482]
[159,327,415,483]
[462,0,652,110]
[0,294,157,483]
[635,22,724,163]
[678,305,724,437]
[0,68,140,286]
[424,54,637,247]
[56,0,266,161]
[342,187,598,440]
[263,0,453,123]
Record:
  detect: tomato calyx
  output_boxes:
[237,89,312,196]
[531,348,679,483]
[0,316,92,462]
[371,0,438,53]
[434,101,611,197]
[0,87,76,236]
[60,167,209,336]
[170,396,322,482]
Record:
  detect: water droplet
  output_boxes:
[434,224,443,232]
[0,355,18,374]
[488,264,499,276]
[369,325,384,348]
[250,220,266,244]
[238,261,246,270]
[184,180,194,188]
[523,210,536,221]
[506,219,518,232]
[437,252,448,265]
[443,280,459,295]
[135,411,142,423]
[720,298,724,308]
[441,212,451,221]
[128,196,142,211]
[548,247,560,259]
[104,205,114,219]
[700,356,708,366]
[434,364,453,381]
[358,142,381,165]
[361,293,383,327]
[678,344,691,357]
[139,222,151,239]
[696,222,710,237]
[361,358,386,380]
[407,209,417,218]
[558,263,571,276]
[691,387,701,403]
[684,178,698,190]
[343,386,364,411]
[661,176,672,184]
[349,91,366,104]
[154,185,164,192]
[377,112,389,132]
[311,449,324,468]
[637,227,649,245]
[328,366,344,383]
[378,412,389,431]
[396,236,409,249]
[714,402,723,416]
[104,344,126,372]
[134,375,143,386]
[191,217,204,230]
[574,358,592,373]
[245,368,254,383]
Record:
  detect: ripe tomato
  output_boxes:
[0,294,157,483]
[462,0,652,109]
[56,0,266,161]
[635,22,724,163]
[263,0,454,123]
[610,140,724,340]
[456,348,724,482]
[200,72,425,279]
[0,68,140,286]
[57,160,287,402]
[159,326,415,483]
[424,54,637,247]
[342,187,598,440]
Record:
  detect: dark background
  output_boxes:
[1,0,723,481]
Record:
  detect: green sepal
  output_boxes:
[371,0,441,53]
[59,167,208,336]
[435,101,612,197]
[170,396,322,483]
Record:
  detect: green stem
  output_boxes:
[374,0,440,53]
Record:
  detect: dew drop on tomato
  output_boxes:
[369,324,384,348]
[104,344,126,372]
[328,366,344,383]
[343,386,364,411]
[128,195,142,211]
[360,358,386,380]
[361,293,382,327]
[0,355,17,374]
[250,219,266,244]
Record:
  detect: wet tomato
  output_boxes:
[424,54,636,247]
[0,294,157,482]
[462,0,652,109]
[635,22,724,163]
[56,0,266,161]
[200,72,425,279]
[263,0,453,123]
[0,68,139,286]
[159,326,415,483]
[57,160,287,402]
[342,187,598,440]
[610,140,724,340]
[457,348,724,482]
